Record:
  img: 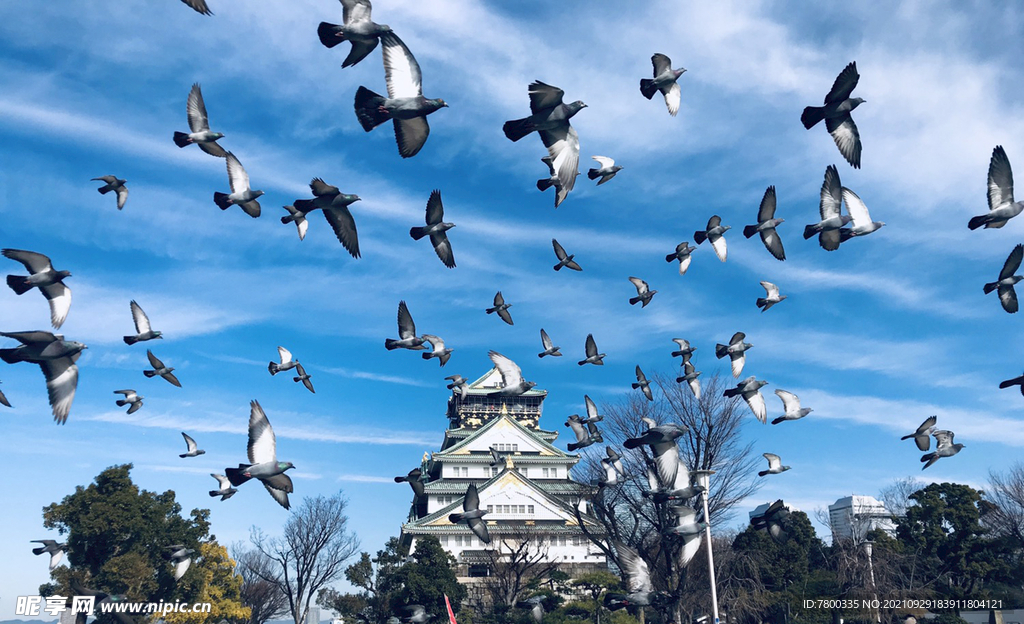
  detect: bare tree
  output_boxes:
[250,492,361,624]
[233,544,289,624]
[987,463,1024,547]
[878,477,926,520]
[483,529,560,608]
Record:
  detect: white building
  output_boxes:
[828,495,897,542]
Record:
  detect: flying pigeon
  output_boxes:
[293,363,315,394]
[604,542,672,610]
[666,503,705,568]
[901,415,937,451]
[724,376,768,423]
[758,452,791,477]
[445,374,468,399]
[921,430,965,470]
[394,468,425,498]
[489,445,507,467]
[385,301,427,351]
[665,241,696,275]
[515,596,545,624]
[0,382,10,408]
[180,0,212,15]
[488,351,537,396]
[504,81,586,198]
[804,165,851,251]
[410,189,456,268]
[172,83,227,157]
[281,205,309,240]
[581,394,603,424]
[969,146,1024,230]
[588,156,622,185]
[3,249,72,328]
[449,483,491,543]
[838,187,885,241]
[269,346,299,375]
[486,292,514,325]
[578,333,606,366]
[538,328,562,358]
[984,244,1023,313]
[226,400,296,509]
[676,361,701,399]
[599,447,625,487]
[396,606,429,624]
[999,372,1024,396]
[179,432,205,458]
[566,416,602,452]
[743,186,786,261]
[144,350,181,387]
[694,215,730,262]
[421,334,453,367]
[552,239,582,271]
[801,61,864,169]
[756,281,787,312]
[213,153,263,218]
[0,331,86,424]
[628,277,657,307]
[209,473,237,501]
[626,418,689,480]
[770,390,812,424]
[31,540,67,570]
[289,178,362,257]
[632,365,653,401]
[123,300,162,344]
[751,499,792,544]
[317,0,391,68]
[715,331,753,378]
[165,545,195,581]
[640,53,686,116]
[537,155,577,208]
[354,32,448,158]
[114,389,144,415]
[671,338,696,363]
[93,176,128,210]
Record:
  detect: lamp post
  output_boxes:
[863,540,880,624]
[693,470,720,624]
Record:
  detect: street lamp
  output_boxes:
[863,540,880,624]
[693,470,720,624]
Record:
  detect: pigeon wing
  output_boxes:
[916,415,938,435]
[826,115,862,169]
[999,285,1019,313]
[988,145,1015,210]
[629,276,648,295]
[497,306,514,325]
[933,430,954,449]
[174,557,192,581]
[429,231,455,268]
[488,351,523,388]
[41,283,71,328]
[182,432,198,453]
[464,483,480,511]
[393,117,431,159]
[710,233,728,262]
[615,543,653,594]
[757,186,777,221]
[759,228,785,261]
[341,0,372,24]
[310,177,340,198]
[552,238,568,261]
[820,165,843,219]
[277,346,293,365]
[774,389,800,412]
[1,249,53,273]
[1000,244,1024,280]
[225,153,250,194]
[585,334,598,357]
[823,62,859,104]
[585,394,599,421]
[324,206,361,258]
[263,482,291,509]
[130,300,151,334]
[186,83,211,133]
[146,350,164,369]
[541,328,554,350]
[424,189,444,225]
[540,124,580,193]
[180,0,212,15]
[761,281,780,298]
[528,81,565,113]
[663,82,681,116]
[764,453,781,470]
[746,390,767,423]
[381,32,422,99]
[40,356,78,424]
[842,187,871,227]
[567,418,588,443]
[247,400,278,464]
[592,155,615,168]
[397,300,417,339]
[651,53,672,76]
[263,472,294,493]
[467,517,491,543]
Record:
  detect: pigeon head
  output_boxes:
[524,381,537,390]
[675,68,687,78]
[214,133,225,139]
[63,341,88,355]
[58,270,72,279]
[278,462,296,471]
[850,97,866,108]
[344,194,362,203]
[155,332,164,339]
[568,101,587,116]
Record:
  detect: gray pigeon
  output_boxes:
[504,81,586,197]
[0,331,86,424]
[802,61,864,169]
[694,215,730,262]
[537,155,577,208]
[676,361,701,399]
[31,540,67,570]
[354,32,448,158]
[0,381,10,408]
[599,447,625,487]
[281,205,309,241]
[566,415,602,452]
[515,596,545,624]
[486,291,514,325]
[123,300,162,344]
[180,432,205,457]
[999,372,1024,396]
[671,338,696,362]
[114,389,144,415]
[489,351,537,396]
[165,545,195,581]
[180,0,212,15]
[173,84,226,157]
[604,542,672,610]
[804,165,851,251]
[625,419,689,488]
[421,334,453,367]
[724,376,768,423]
[588,156,622,185]
[838,187,885,241]
[385,301,427,351]
[394,468,425,498]
[290,178,362,257]
[552,238,582,271]
[410,189,455,268]
[742,186,786,261]
[538,328,562,358]
[715,331,753,378]
[632,365,653,401]
[970,146,1024,230]
[144,350,181,387]
[984,244,1023,313]
[209,473,237,501]
[580,395,603,424]
[225,400,296,509]
[770,389,811,424]
[449,483,491,543]
[751,499,792,544]
[489,445,507,467]
[665,503,705,568]
[317,0,391,68]
[293,363,315,394]
[214,153,263,218]
[921,429,965,470]
[756,281,787,312]
[758,452,791,477]
[577,333,606,366]
[901,415,937,451]
[665,241,697,275]
[3,249,72,328]
[640,53,686,116]
[93,176,128,210]
[269,346,299,375]
[397,605,428,624]
[445,374,468,398]
[628,277,657,307]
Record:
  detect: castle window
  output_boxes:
[528,505,534,514]
[486,505,492,513]
[440,536,448,545]
[461,467,469,477]
[542,468,550,478]
[491,467,499,477]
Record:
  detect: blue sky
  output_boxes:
[3,0,1024,616]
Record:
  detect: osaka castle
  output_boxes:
[399,365,607,585]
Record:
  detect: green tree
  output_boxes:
[570,571,620,624]
[386,537,467,618]
[164,543,250,624]
[318,538,409,624]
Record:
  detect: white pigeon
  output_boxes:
[488,351,536,396]
[268,346,299,375]
[969,146,1024,230]
[758,453,791,477]
[839,187,885,241]
[213,153,263,218]
[756,281,787,312]
[770,390,812,424]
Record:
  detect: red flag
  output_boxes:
[444,594,457,624]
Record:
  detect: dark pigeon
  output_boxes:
[801,62,864,169]
[3,249,72,329]
[317,0,391,69]
[290,178,362,258]
[0,331,85,424]
[410,190,455,268]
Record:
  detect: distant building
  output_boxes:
[749,501,799,522]
[305,606,320,624]
[828,495,897,542]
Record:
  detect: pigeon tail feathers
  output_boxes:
[743,225,759,238]
[354,86,390,131]
[143,370,158,378]
[173,132,192,148]
[803,224,818,239]
[213,192,232,210]
[640,78,659,100]
[693,230,708,245]
[268,362,280,375]
[5,275,32,295]
[983,282,999,294]
[123,336,138,345]
[226,465,253,486]
[801,106,825,129]
[502,118,535,142]
[587,169,601,180]
[756,298,767,309]
[410,226,428,240]
[317,22,345,48]
[968,215,990,230]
